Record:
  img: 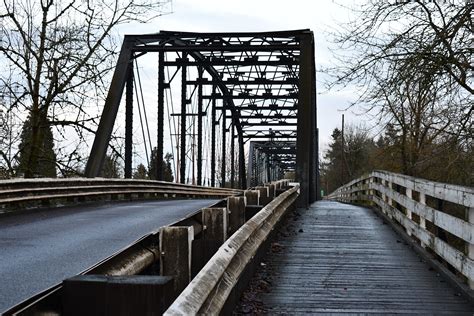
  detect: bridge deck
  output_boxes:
[0,199,218,313]
[240,201,473,314]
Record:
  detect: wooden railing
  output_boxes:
[328,170,474,290]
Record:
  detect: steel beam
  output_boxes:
[85,39,133,177]
[132,45,299,53]
[180,53,187,184]
[296,32,313,208]
[157,51,165,181]
[197,67,203,186]
[124,63,133,179]
[211,86,216,187]
[202,95,297,100]
[230,123,235,188]
[164,61,298,67]
[238,134,246,189]
[221,108,226,188]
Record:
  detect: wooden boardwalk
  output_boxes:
[243,201,473,314]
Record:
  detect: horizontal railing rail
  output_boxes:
[0,178,242,213]
[327,170,474,290]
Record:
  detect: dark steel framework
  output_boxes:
[248,141,296,187]
[85,30,318,207]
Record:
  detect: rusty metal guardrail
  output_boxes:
[327,170,474,291]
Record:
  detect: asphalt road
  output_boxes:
[0,199,218,313]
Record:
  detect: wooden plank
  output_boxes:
[373,170,474,207]
[373,196,474,281]
[247,201,473,314]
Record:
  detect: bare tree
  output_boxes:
[0,0,171,177]
[328,1,472,93]
[326,0,473,178]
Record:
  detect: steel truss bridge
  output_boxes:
[84,30,318,207]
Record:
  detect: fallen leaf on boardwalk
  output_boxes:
[271,242,284,253]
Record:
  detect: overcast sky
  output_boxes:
[118,0,364,155]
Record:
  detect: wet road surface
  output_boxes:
[0,199,217,313]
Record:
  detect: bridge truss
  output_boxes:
[85,30,318,206]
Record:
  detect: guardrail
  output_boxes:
[0,178,242,213]
[165,183,299,315]
[4,179,295,315]
[327,170,474,290]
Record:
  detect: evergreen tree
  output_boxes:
[101,154,120,178]
[321,125,376,194]
[17,116,56,177]
[133,163,148,179]
[148,147,174,182]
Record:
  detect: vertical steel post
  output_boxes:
[247,142,254,188]
[296,32,313,208]
[124,63,133,178]
[211,86,216,187]
[221,106,226,188]
[230,122,235,188]
[238,135,246,189]
[311,63,319,202]
[157,51,165,181]
[180,53,187,184]
[197,66,203,186]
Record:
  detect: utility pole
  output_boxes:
[341,114,345,186]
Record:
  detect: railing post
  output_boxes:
[467,207,474,289]
[405,188,413,236]
[245,190,260,206]
[255,186,271,206]
[381,180,387,215]
[265,183,276,200]
[419,192,427,248]
[202,208,228,244]
[387,181,393,219]
[369,177,375,205]
[160,226,194,296]
[227,196,246,236]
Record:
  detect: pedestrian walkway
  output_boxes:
[238,201,473,314]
